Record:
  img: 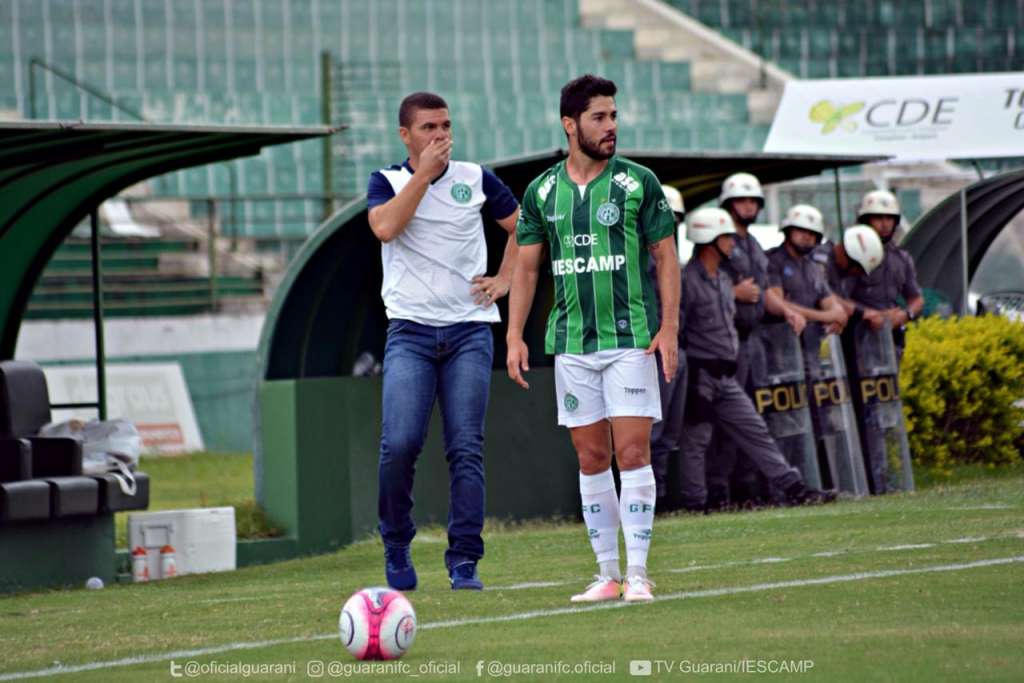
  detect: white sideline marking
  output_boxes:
[944,537,988,544]
[492,580,568,590]
[878,543,935,551]
[948,504,1013,510]
[3,556,1022,681]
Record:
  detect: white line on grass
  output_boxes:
[877,543,935,551]
[3,555,1022,681]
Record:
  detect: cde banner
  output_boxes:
[764,72,1024,160]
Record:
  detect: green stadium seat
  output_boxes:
[599,29,634,60]
[0,56,14,91]
[202,59,229,92]
[808,30,833,59]
[264,59,288,92]
[657,62,691,92]
[925,0,953,28]
[185,168,210,196]
[961,2,990,27]
[173,57,199,90]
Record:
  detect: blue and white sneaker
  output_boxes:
[384,544,417,591]
[448,560,483,590]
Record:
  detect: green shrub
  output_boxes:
[901,315,1024,476]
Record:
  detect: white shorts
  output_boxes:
[554,348,662,428]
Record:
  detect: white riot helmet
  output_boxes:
[686,207,736,245]
[661,184,685,216]
[719,172,765,208]
[856,190,901,224]
[843,225,884,275]
[781,204,825,237]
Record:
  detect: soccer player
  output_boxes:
[368,92,520,591]
[506,75,680,603]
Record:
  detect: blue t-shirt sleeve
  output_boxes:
[366,171,395,209]
[481,167,518,221]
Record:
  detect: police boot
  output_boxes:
[784,481,838,506]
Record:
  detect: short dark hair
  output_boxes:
[559,74,617,120]
[398,92,448,128]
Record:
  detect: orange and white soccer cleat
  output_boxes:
[623,575,655,602]
[569,575,622,603]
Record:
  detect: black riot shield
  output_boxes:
[846,321,915,494]
[804,326,869,497]
[749,322,823,489]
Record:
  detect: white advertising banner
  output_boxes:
[764,73,1024,160]
[43,363,204,454]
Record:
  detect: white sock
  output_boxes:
[579,469,621,579]
[620,465,656,573]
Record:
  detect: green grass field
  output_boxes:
[3,460,1023,682]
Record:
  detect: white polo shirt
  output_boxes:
[367,160,518,327]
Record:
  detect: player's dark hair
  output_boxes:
[559,74,617,120]
[399,92,448,128]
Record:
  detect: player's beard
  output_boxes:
[578,128,616,161]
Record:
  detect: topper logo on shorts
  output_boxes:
[624,387,647,395]
[552,254,626,276]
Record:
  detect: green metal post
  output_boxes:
[90,209,107,420]
[28,58,38,119]
[833,167,844,237]
[321,50,334,221]
[208,198,218,312]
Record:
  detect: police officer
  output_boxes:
[766,205,850,490]
[839,191,924,355]
[765,205,848,348]
[825,224,886,294]
[649,185,688,509]
[677,207,836,510]
[706,173,804,509]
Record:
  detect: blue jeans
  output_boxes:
[378,319,493,567]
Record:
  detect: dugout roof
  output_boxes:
[902,167,1024,313]
[0,121,335,359]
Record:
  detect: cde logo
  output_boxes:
[809,100,865,133]
[596,202,620,226]
[563,233,599,248]
[450,182,472,204]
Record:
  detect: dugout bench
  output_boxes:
[0,360,150,592]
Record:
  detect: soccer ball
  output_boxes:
[338,587,416,660]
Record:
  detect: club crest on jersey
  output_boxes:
[596,202,620,226]
[612,171,640,194]
[451,182,472,204]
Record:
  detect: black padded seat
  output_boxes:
[93,471,150,513]
[0,438,31,483]
[0,480,51,521]
[44,477,99,518]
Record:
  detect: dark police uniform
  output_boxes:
[678,258,803,510]
[706,230,770,505]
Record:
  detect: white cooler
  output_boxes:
[128,506,237,579]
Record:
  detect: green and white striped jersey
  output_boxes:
[517,156,675,355]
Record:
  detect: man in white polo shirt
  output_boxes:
[366,92,520,591]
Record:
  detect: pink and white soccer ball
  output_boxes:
[338,587,416,660]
